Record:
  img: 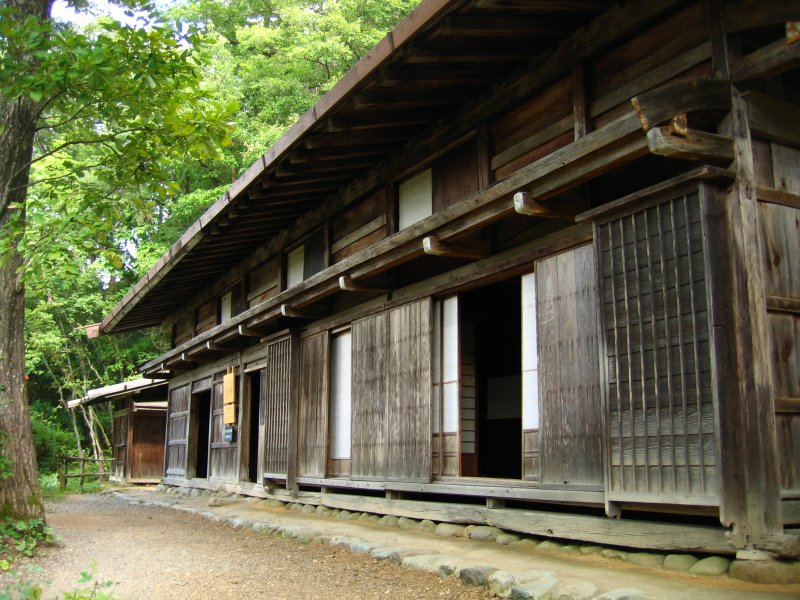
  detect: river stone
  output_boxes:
[470,526,504,541]
[315,505,331,516]
[301,504,316,514]
[291,503,305,513]
[510,574,559,600]
[488,570,516,598]
[369,546,405,561]
[561,544,580,554]
[663,554,699,572]
[459,566,498,587]
[496,533,522,545]
[537,540,563,551]
[600,548,628,561]
[517,570,555,584]
[379,514,399,527]
[593,589,647,600]
[688,556,730,576]
[402,554,458,574]
[579,545,603,555]
[510,539,539,548]
[398,517,419,530]
[435,523,466,537]
[417,519,436,533]
[551,579,598,600]
[626,552,665,568]
[729,559,800,584]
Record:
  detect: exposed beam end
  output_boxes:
[513,192,576,221]
[422,235,490,259]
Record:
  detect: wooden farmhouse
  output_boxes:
[69,379,167,484]
[95,0,800,556]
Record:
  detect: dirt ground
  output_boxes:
[6,493,493,600]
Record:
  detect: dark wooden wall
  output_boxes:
[130,413,166,481]
[298,332,329,477]
[263,336,293,477]
[210,380,238,481]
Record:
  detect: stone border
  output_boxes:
[142,485,800,588]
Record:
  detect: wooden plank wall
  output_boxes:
[298,332,329,477]
[596,191,718,502]
[195,299,217,334]
[165,385,190,477]
[460,318,476,477]
[489,2,711,183]
[263,336,292,477]
[247,257,280,308]
[332,190,387,263]
[756,141,800,497]
[537,245,602,486]
[351,312,388,479]
[387,299,432,482]
[210,380,238,481]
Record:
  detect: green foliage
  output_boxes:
[0,433,15,481]
[0,518,54,567]
[0,567,116,600]
[29,408,73,474]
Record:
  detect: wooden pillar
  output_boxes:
[286,331,300,497]
[715,87,782,548]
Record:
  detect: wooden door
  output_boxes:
[112,410,128,481]
[130,413,166,480]
[262,335,294,478]
[209,380,238,481]
[298,332,329,477]
[165,385,190,478]
[536,245,602,486]
[351,312,388,480]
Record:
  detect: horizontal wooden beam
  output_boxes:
[775,396,800,413]
[646,127,735,162]
[767,295,800,315]
[743,92,800,147]
[631,79,731,131]
[513,191,576,220]
[280,304,327,319]
[732,36,800,83]
[237,325,265,338]
[757,186,800,210]
[422,235,490,259]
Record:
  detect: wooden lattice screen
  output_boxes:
[263,336,292,477]
[596,191,718,504]
[165,385,190,477]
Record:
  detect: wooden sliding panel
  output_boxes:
[329,331,352,478]
[537,245,602,487]
[112,409,128,481]
[387,299,432,483]
[351,312,388,480]
[432,298,460,478]
[165,385,190,478]
[759,144,800,499]
[298,332,329,478]
[596,192,718,504]
[210,380,237,481]
[263,335,293,478]
[521,273,540,482]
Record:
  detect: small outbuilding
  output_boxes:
[69,379,168,484]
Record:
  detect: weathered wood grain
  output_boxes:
[297,332,329,477]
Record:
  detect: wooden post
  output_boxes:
[715,87,782,548]
[79,452,86,490]
[286,331,300,497]
[58,457,66,491]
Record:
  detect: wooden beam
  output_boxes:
[631,79,732,131]
[758,186,800,209]
[646,127,735,162]
[338,275,387,293]
[775,397,800,413]
[422,236,490,259]
[766,295,800,314]
[280,304,327,319]
[237,325,264,337]
[743,92,800,147]
[732,36,800,83]
[513,192,576,221]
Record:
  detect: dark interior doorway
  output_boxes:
[460,279,522,479]
[247,371,262,483]
[192,390,211,479]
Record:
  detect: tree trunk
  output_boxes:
[0,0,53,521]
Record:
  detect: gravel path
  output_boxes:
[9,494,493,600]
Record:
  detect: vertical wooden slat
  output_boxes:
[166,385,190,477]
[263,336,292,477]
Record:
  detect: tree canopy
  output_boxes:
[0,0,420,519]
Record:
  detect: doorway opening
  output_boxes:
[246,371,262,483]
[460,279,522,479]
[191,390,211,479]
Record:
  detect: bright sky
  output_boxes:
[50,0,134,26]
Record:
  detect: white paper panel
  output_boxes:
[220,291,233,322]
[522,272,540,429]
[286,245,305,289]
[398,169,432,230]
[330,331,352,459]
[443,382,459,433]
[442,296,459,382]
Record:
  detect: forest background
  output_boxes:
[18,0,420,483]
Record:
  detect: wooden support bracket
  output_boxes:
[280,303,327,319]
[513,192,576,221]
[422,235,490,259]
[238,325,265,337]
[646,127,735,162]
[338,275,388,293]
